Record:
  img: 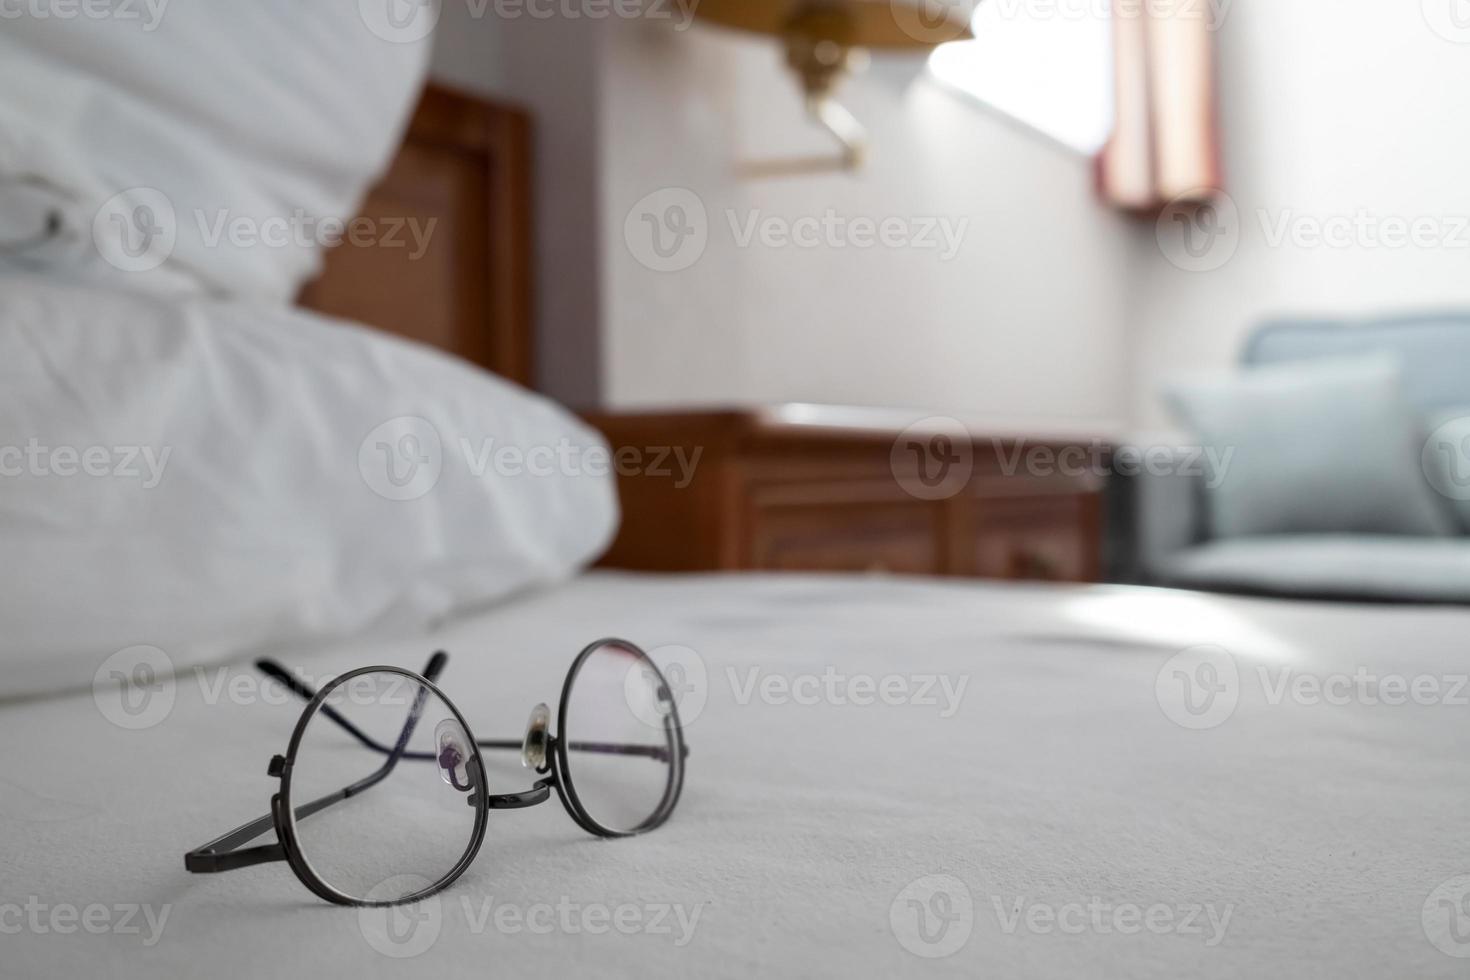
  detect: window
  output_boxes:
[927,2,1114,156]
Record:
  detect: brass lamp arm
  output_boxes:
[736,95,868,179]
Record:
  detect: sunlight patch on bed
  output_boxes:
[1057,589,1298,663]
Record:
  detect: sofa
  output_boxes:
[1127,313,1470,603]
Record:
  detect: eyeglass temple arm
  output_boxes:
[183,813,283,872]
[183,753,408,873]
[185,655,447,874]
[255,656,687,763]
[476,737,686,763]
[253,652,447,753]
[183,771,390,873]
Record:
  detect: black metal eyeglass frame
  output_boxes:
[183,638,688,907]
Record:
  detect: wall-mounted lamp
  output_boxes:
[693,0,974,178]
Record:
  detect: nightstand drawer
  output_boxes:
[972,495,1093,582]
[747,498,940,573]
[583,407,1107,581]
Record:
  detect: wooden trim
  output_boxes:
[482,100,533,388]
[299,83,534,388]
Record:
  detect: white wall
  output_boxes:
[599,21,1133,424]
[435,14,1134,425]
[432,5,604,400]
[1128,0,1470,427]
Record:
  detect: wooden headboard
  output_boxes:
[298,83,534,388]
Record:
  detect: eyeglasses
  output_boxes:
[184,639,688,906]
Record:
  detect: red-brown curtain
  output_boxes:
[1096,0,1223,210]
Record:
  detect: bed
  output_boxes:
[4,73,1470,980]
[7,572,1470,978]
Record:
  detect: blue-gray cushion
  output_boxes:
[1165,354,1455,539]
[1163,536,1470,602]
[1422,409,1470,532]
[1246,314,1470,417]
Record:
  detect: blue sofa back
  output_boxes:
[1244,313,1470,415]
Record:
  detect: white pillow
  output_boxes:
[0,2,432,300]
[0,272,618,699]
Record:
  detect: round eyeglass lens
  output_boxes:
[561,641,682,834]
[285,669,483,903]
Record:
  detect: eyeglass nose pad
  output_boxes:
[434,718,474,791]
[522,703,550,771]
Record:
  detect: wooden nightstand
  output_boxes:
[583,405,1109,582]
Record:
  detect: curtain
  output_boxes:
[1096,0,1223,210]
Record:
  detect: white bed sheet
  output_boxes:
[3,572,1469,978]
